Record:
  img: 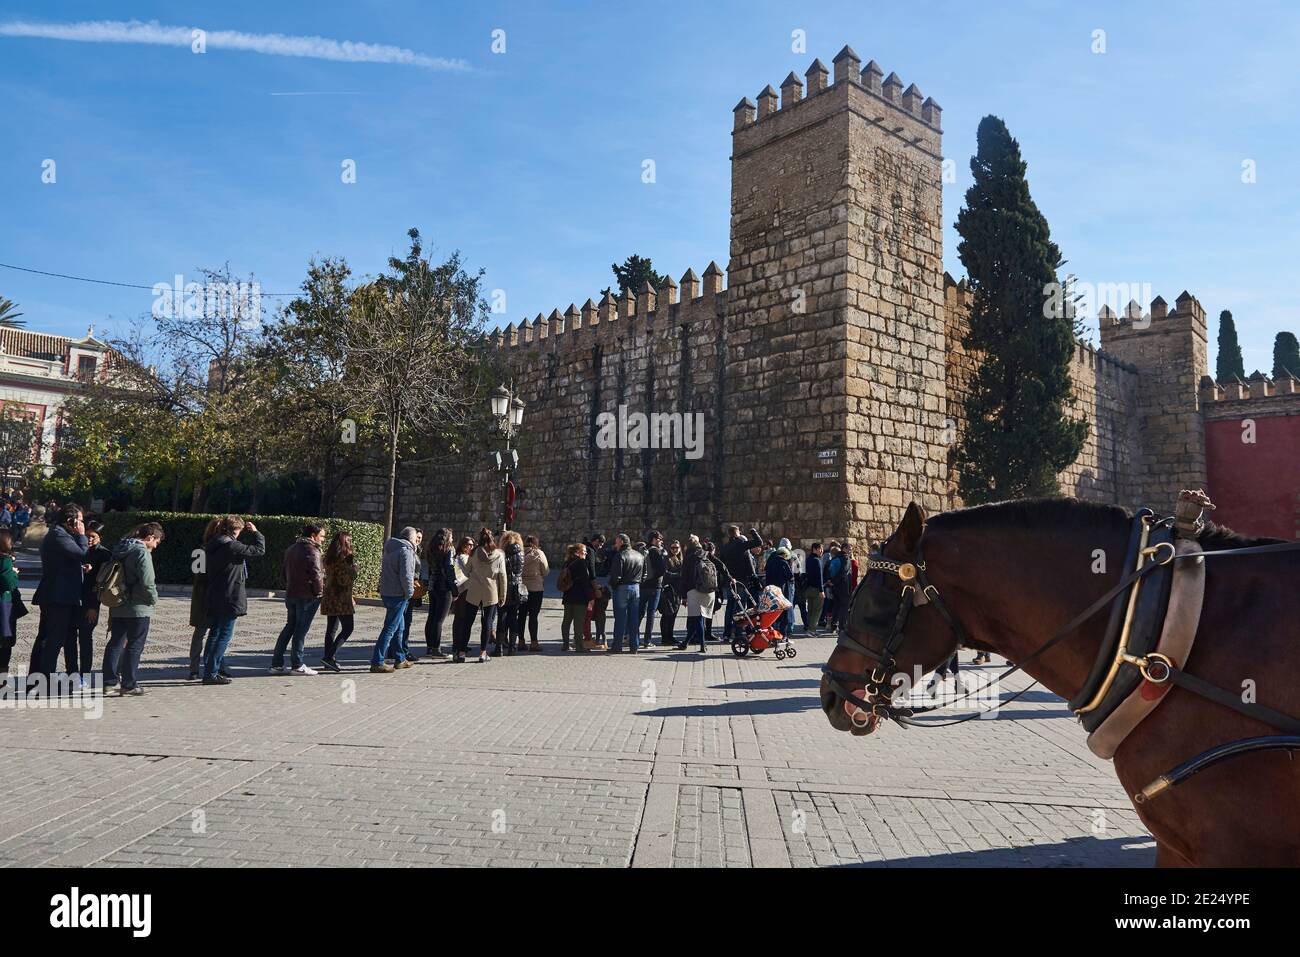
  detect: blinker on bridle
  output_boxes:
[823,543,973,727]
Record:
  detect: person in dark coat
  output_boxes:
[270,522,325,675]
[422,528,455,659]
[188,518,222,679]
[67,519,111,686]
[29,503,89,681]
[638,531,668,650]
[0,529,21,679]
[560,543,594,652]
[200,516,265,685]
[658,540,684,647]
[803,542,825,636]
[827,543,853,633]
[720,525,763,640]
[764,544,795,639]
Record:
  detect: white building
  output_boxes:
[0,326,110,469]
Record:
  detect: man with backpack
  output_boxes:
[101,522,164,696]
[637,530,668,650]
[29,504,90,682]
[677,535,717,654]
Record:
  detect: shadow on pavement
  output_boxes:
[830,834,1155,868]
[639,695,820,718]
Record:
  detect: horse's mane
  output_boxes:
[926,497,1283,549]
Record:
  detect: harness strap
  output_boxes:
[1163,666,1300,735]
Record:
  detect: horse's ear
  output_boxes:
[895,502,926,552]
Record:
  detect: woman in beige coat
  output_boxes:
[521,535,549,652]
[461,527,507,663]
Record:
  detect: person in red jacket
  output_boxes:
[269,523,325,676]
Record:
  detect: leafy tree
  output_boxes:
[347,228,492,535]
[261,257,377,516]
[1216,310,1246,382]
[56,265,268,511]
[1272,331,1300,381]
[601,254,667,298]
[0,296,23,328]
[952,115,1087,503]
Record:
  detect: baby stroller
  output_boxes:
[729,583,796,660]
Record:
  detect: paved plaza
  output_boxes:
[1,590,1156,868]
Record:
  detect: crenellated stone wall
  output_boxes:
[335,43,1265,556]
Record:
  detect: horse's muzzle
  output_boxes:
[819,677,881,736]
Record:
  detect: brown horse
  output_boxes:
[820,498,1300,866]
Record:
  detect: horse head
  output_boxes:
[820,501,964,736]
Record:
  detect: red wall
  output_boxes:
[1205,416,1300,540]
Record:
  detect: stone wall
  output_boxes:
[334,44,1231,558]
[1098,293,1210,507]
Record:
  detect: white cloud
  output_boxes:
[0,18,469,70]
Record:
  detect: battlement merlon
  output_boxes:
[1200,372,1300,423]
[487,265,727,354]
[1099,291,1208,344]
[732,49,942,160]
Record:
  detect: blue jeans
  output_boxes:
[611,583,640,651]
[371,596,409,665]
[272,597,321,669]
[685,614,707,652]
[638,586,661,646]
[103,617,150,690]
[780,582,795,637]
[723,588,742,640]
[203,616,238,680]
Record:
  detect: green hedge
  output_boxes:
[96,511,385,596]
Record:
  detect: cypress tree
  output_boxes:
[1215,310,1246,382]
[1272,331,1300,381]
[953,116,1087,503]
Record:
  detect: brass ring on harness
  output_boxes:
[1140,541,1176,566]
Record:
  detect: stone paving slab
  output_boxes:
[0,594,1155,867]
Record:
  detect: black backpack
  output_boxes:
[696,556,718,593]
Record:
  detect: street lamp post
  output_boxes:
[490,382,525,530]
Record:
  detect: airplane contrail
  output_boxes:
[0,18,469,70]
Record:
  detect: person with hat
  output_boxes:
[764,540,796,639]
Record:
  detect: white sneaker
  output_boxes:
[290,664,318,676]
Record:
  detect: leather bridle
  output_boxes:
[822,540,975,727]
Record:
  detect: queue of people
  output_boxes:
[0,508,874,697]
[0,503,166,695]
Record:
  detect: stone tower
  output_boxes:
[1098,292,1210,506]
[727,46,949,542]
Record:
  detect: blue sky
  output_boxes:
[2,1,1297,375]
